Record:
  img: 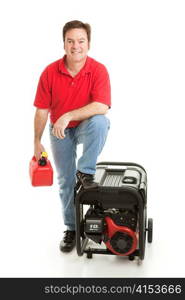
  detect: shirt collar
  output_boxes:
[58,55,92,76]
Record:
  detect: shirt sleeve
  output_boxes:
[33,68,51,108]
[90,64,111,108]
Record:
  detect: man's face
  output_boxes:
[64,28,89,63]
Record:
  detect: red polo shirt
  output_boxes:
[34,55,111,128]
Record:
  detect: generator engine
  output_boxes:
[84,206,138,256]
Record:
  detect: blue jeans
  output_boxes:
[49,115,110,231]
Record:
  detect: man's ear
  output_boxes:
[88,42,90,50]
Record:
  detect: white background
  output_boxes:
[0,0,184,277]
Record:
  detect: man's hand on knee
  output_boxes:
[52,113,71,139]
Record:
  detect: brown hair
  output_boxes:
[63,20,91,42]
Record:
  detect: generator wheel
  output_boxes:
[147,218,153,243]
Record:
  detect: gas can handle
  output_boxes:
[38,152,48,166]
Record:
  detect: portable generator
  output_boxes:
[75,162,153,262]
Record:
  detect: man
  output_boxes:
[33,20,111,253]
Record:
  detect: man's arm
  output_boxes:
[34,108,49,160]
[66,101,109,121]
[52,102,109,139]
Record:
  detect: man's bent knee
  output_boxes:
[88,114,110,129]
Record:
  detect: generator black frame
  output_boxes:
[75,162,152,261]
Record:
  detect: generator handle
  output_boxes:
[96,161,146,173]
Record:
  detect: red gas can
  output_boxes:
[29,152,53,186]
